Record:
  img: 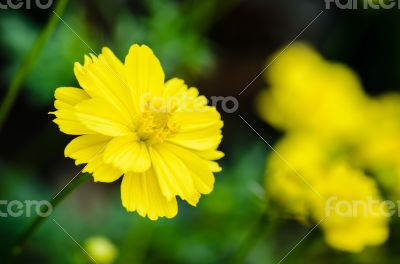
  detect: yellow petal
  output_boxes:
[167,127,223,151]
[149,144,200,205]
[163,78,187,97]
[54,87,90,105]
[125,44,164,103]
[163,143,217,194]
[65,134,111,165]
[74,49,135,119]
[174,110,223,132]
[65,134,122,183]
[100,47,125,77]
[121,170,178,220]
[75,98,132,137]
[83,154,123,183]
[103,134,151,173]
[194,149,225,161]
[51,87,92,135]
[167,108,223,151]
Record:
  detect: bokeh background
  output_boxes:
[2,0,400,263]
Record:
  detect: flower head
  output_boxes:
[258,43,393,252]
[84,236,118,264]
[51,44,224,220]
[266,134,388,253]
[257,43,368,142]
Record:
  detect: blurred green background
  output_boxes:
[2,0,400,263]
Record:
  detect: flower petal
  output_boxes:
[64,134,122,183]
[194,149,225,161]
[149,144,200,205]
[121,170,178,220]
[75,98,132,137]
[125,44,164,103]
[65,134,111,164]
[163,143,218,194]
[167,126,223,151]
[51,87,92,135]
[74,49,135,119]
[174,110,223,132]
[167,108,223,151]
[54,87,90,105]
[103,134,151,173]
[83,154,123,183]
[163,78,187,97]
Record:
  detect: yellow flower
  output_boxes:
[256,43,368,142]
[266,134,326,217]
[85,236,118,264]
[51,44,224,220]
[266,134,389,253]
[314,163,388,253]
[356,94,400,196]
[258,43,393,252]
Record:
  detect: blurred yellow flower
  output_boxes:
[51,44,223,220]
[266,134,389,253]
[257,43,368,142]
[258,43,399,252]
[357,94,400,196]
[85,236,118,264]
[314,162,388,253]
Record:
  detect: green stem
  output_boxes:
[8,172,92,261]
[0,0,69,132]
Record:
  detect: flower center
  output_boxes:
[136,97,180,144]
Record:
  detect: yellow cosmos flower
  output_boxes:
[314,163,388,253]
[256,43,368,142]
[266,134,389,253]
[85,236,118,264]
[258,43,394,252]
[357,94,400,196]
[51,44,224,220]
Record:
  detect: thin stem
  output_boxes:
[8,172,92,261]
[0,0,69,132]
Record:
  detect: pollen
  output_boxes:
[137,98,180,144]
